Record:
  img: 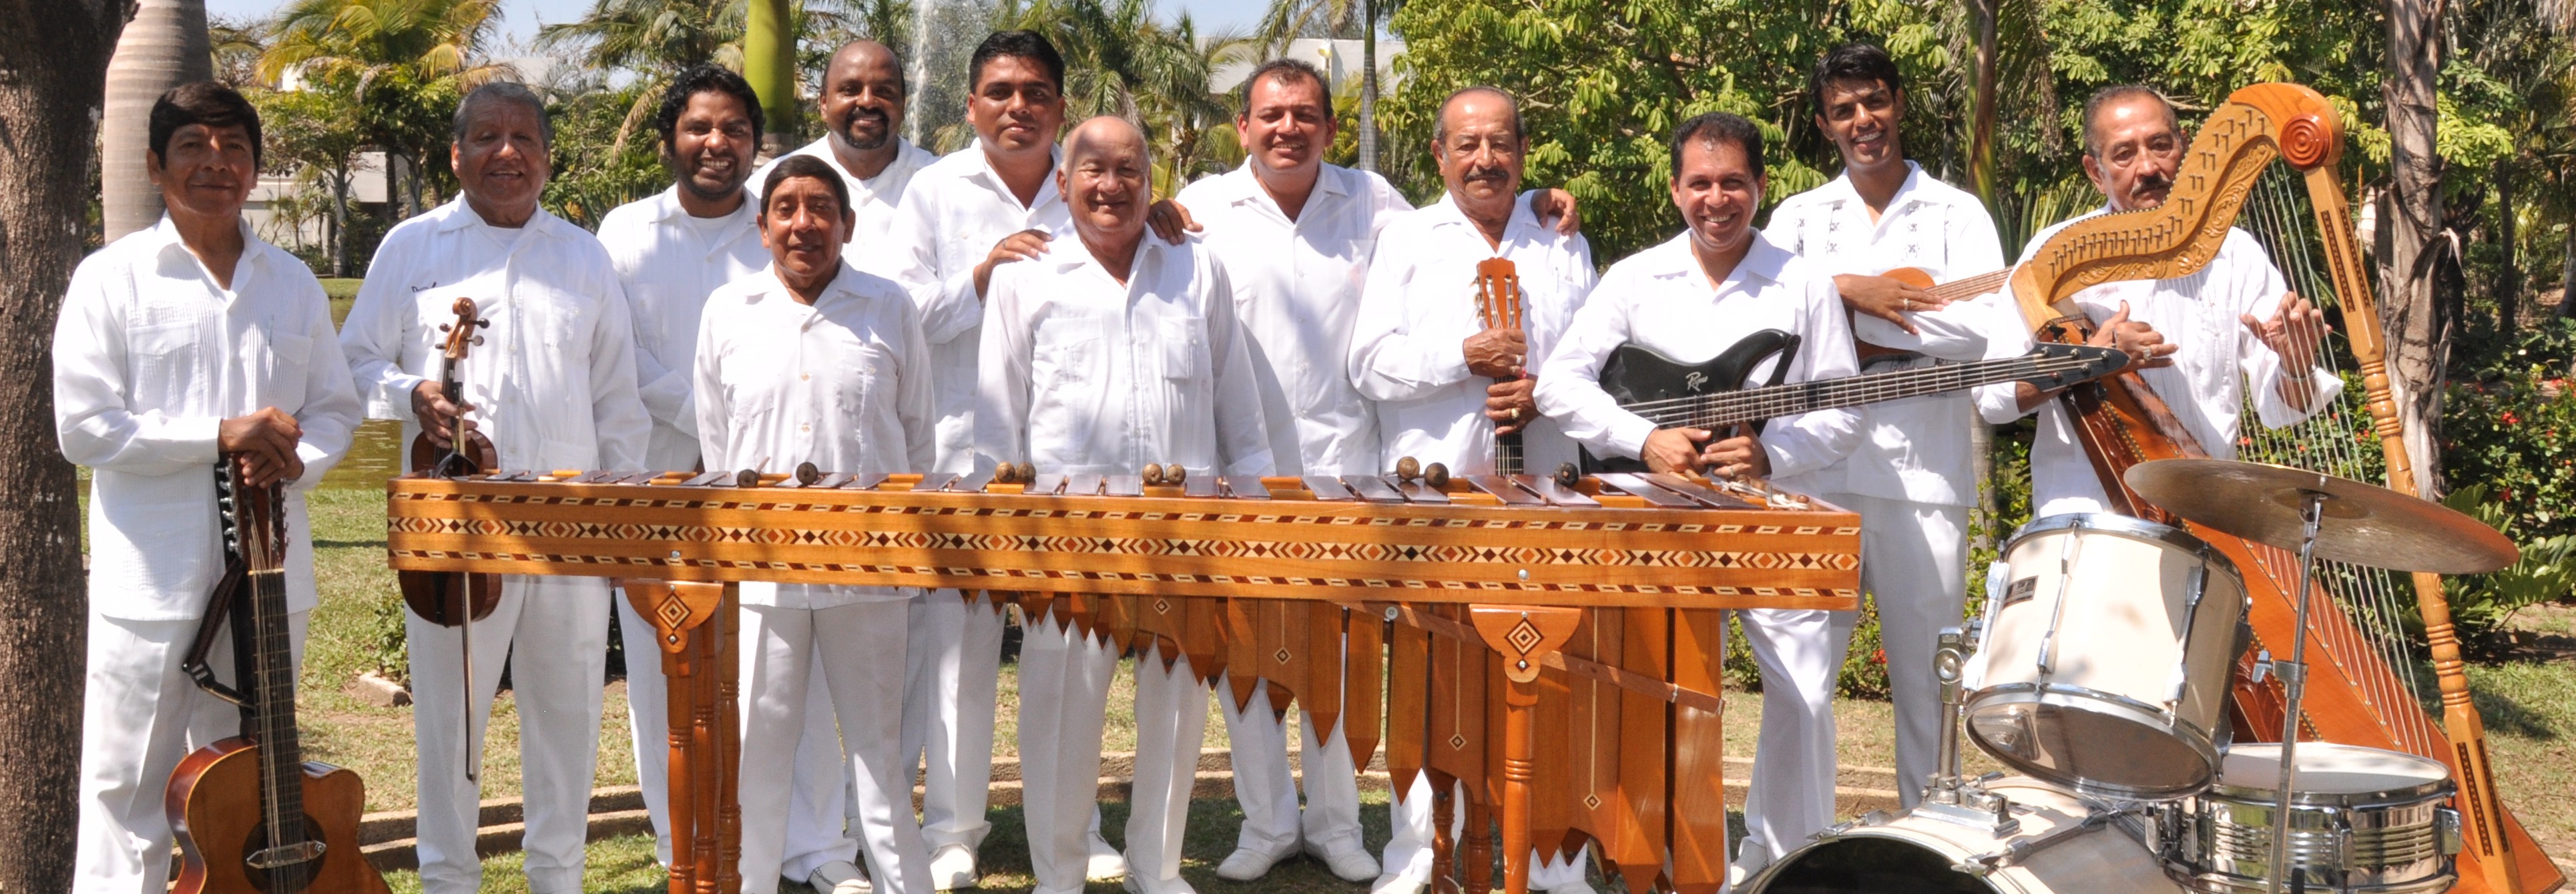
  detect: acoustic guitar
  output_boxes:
[167,457,391,894]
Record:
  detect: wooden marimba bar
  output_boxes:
[385,467,1859,894]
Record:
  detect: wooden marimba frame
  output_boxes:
[386,468,1860,894]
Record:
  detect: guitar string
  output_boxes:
[1615,356,2102,429]
[1610,353,2097,415]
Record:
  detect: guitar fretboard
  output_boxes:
[218,463,310,886]
[1626,352,2101,431]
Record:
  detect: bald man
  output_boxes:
[748,39,939,253]
[976,116,1272,894]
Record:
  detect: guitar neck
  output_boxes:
[218,462,309,856]
[1495,431,1523,477]
[1631,353,2075,432]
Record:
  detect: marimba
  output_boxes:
[386,467,1860,894]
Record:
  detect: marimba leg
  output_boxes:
[1431,776,1458,894]
[623,580,738,894]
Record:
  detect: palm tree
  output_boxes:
[995,0,1240,187]
[1257,0,1389,171]
[101,0,214,240]
[260,0,511,218]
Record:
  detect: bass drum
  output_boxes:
[1742,780,2184,894]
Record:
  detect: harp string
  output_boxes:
[2233,162,2438,757]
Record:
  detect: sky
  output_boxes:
[204,0,1268,48]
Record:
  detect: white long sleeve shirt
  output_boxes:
[694,262,935,608]
[1176,161,1411,476]
[1348,192,1594,475]
[596,187,768,471]
[55,217,362,620]
[888,142,1072,473]
[975,234,1274,479]
[1765,162,2012,506]
[1533,232,1862,495]
[747,136,939,256]
[1979,208,2343,517]
[340,198,650,474]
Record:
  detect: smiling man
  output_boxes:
[1979,85,2336,515]
[340,81,650,894]
[56,80,361,894]
[975,116,1273,894]
[1534,111,1860,887]
[698,154,939,894]
[748,39,938,251]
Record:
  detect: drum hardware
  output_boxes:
[1922,623,2024,836]
[1953,803,2142,877]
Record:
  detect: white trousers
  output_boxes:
[1382,774,1587,889]
[738,600,931,894]
[901,590,1005,853]
[1127,650,1210,885]
[1218,675,1364,856]
[1015,613,1119,894]
[73,609,309,894]
[1823,493,1966,811]
[411,575,609,894]
[619,596,856,874]
[1731,605,1843,868]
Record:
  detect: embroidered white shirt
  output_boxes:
[975,236,1273,479]
[55,216,362,619]
[1534,232,1862,495]
[596,187,768,470]
[1348,192,1594,475]
[888,142,1073,472]
[1765,162,2011,505]
[694,262,935,607]
[1175,161,1411,475]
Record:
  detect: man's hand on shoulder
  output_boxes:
[973,229,1053,298]
[1147,199,1200,244]
[1533,188,1581,236]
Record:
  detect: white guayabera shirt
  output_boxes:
[694,261,936,608]
[1348,192,1594,475]
[1534,232,1861,496]
[748,136,940,252]
[55,216,363,620]
[1979,208,2342,517]
[1176,161,1412,476]
[340,198,651,475]
[1765,162,2013,506]
[595,187,768,471]
[888,142,1073,473]
[975,235,1274,480]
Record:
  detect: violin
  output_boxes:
[398,297,500,626]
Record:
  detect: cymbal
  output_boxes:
[2123,459,2518,575]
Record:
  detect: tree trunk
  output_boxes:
[1967,0,1999,204]
[744,0,798,157]
[2382,0,2446,498]
[330,168,351,278]
[99,0,211,240]
[2495,160,2518,329]
[0,0,123,887]
[1358,0,1378,173]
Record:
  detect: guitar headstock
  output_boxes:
[2026,343,2134,391]
[437,297,490,363]
[1474,258,1523,330]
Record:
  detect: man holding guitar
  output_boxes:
[1760,43,2014,840]
[1348,86,1599,894]
[1533,111,1862,883]
[55,81,362,893]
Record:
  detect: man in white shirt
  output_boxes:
[1760,43,2011,823]
[595,65,872,894]
[58,81,362,894]
[1978,85,2334,516]
[1348,86,1599,894]
[746,39,939,252]
[1533,111,1862,886]
[699,154,941,894]
[340,82,652,894]
[976,116,1274,894]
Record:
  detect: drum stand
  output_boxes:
[2260,490,2328,894]
[1919,622,2019,836]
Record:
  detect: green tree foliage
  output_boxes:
[254,85,375,276]
[996,0,1248,188]
[260,0,513,218]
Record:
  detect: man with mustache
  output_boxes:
[341,81,652,894]
[975,116,1274,894]
[698,154,939,894]
[57,80,362,893]
[1348,85,1600,894]
[1978,85,2335,516]
[1533,111,1860,889]
[595,65,876,894]
[749,39,938,251]
[1750,43,2013,869]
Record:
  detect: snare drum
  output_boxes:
[1966,513,2250,799]
[1741,779,2185,894]
[2153,742,2461,894]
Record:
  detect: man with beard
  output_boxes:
[975,116,1273,894]
[700,154,939,894]
[595,65,877,894]
[1533,111,1860,889]
[1347,86,1599,894]
[1978,85,2334,515]
[1751,43,2011,865]
[749,39,937,252]
[340,81,651,894]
